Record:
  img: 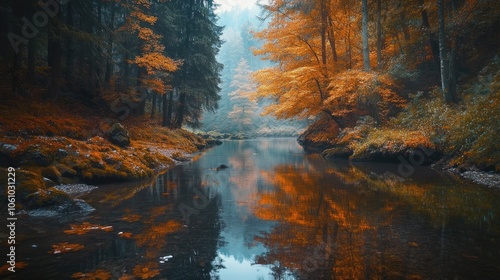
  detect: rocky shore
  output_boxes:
[297,117,499,188]
[0,125,216,217]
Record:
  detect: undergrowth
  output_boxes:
[355,58,500,170]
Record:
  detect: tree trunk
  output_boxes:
[163,88,174,127]
[135,67,147,115]
[448,45,457,103]
[438,0,453,103]
[26,36,35,82]
[175,89,186,128]
[162,92,170,126]
[48,15,62,99]
[327,16,338,63]
[320,0,327,66]
[376,0,383,69]
[151,93,157,118]
[420,0,440,69]
[362,0,371,71]
[65,1,74,81]
[10,0,26,94]
[104,1,115,85]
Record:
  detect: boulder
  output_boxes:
[297,116,341,152]
[0,143,17,166]
[107,123,130,147]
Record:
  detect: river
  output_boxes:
[4,138,500,279]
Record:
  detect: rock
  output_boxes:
[28,198,95,217]
[171,151,192,162]
[322,145,353,159]
[350,146,440,164]
[0,143,17,166]
[297,116,341,152]
[55,163,78,177]
[55,148,69,159]
[54,184,98,197]
[230,133,249,140]
[41,165,62,183]
[216,164,229,171]
[18,145,52,166]
[24,188,74,210]
[107,123,130,147]
[205,137,223,146]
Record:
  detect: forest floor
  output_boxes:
[0,93,214,214]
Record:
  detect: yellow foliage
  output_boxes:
[48,242,85,254]
[64,222,113,235]
[133,262,160,280]
[71,269,112,280]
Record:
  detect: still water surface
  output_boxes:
[6,138,500,279]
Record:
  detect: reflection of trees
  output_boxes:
[252,163,500,279]
[151,166,224,280]
[253,165,391,279]
[68,165,224,280]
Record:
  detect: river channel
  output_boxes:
[4,138,500,279]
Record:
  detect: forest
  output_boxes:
[0,0,498,193]
[0,0,500,279]
[250,0,499,173]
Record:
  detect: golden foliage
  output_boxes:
[64,222,113,235]
[119,0,180,94]
[134,220,182,247]
[132,262,160,279]
[71,269,112,280]
[325,70,406,123]
[118,232,133,238]
[48,242,85,254]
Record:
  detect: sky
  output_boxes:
[215,0,263,14]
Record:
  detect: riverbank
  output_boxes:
[0,95,216,215]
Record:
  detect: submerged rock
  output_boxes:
[216,164,229,171]
[28,199,95,217]
[54,184,98,197]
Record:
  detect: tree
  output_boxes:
[120,0,180,115]
[438,0,452,103]
[228,58,258,133]
[361,0,370,71]
[167,0,223,128]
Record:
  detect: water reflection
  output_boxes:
[251,158,500,279]
[4,138,500,279]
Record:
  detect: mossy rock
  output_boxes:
[107,123,131,147]
[0,168,66,210]
[41,165,62,183]
[322,145,353,159]
[55,163,78,177]
[24,188,73,210]
[17,145,54,166]
[351,145,439,164]
[0,143,18,166]
[297,116,341,152]
[13,169,46,199]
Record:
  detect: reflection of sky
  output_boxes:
[216,253,273,280]
[198,139,300,277]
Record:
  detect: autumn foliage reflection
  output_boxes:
[251,161,500,279]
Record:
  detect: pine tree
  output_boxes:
[228,58,258,133]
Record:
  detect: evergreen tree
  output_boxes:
[168,0,223,128]
[228,58,257,134]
